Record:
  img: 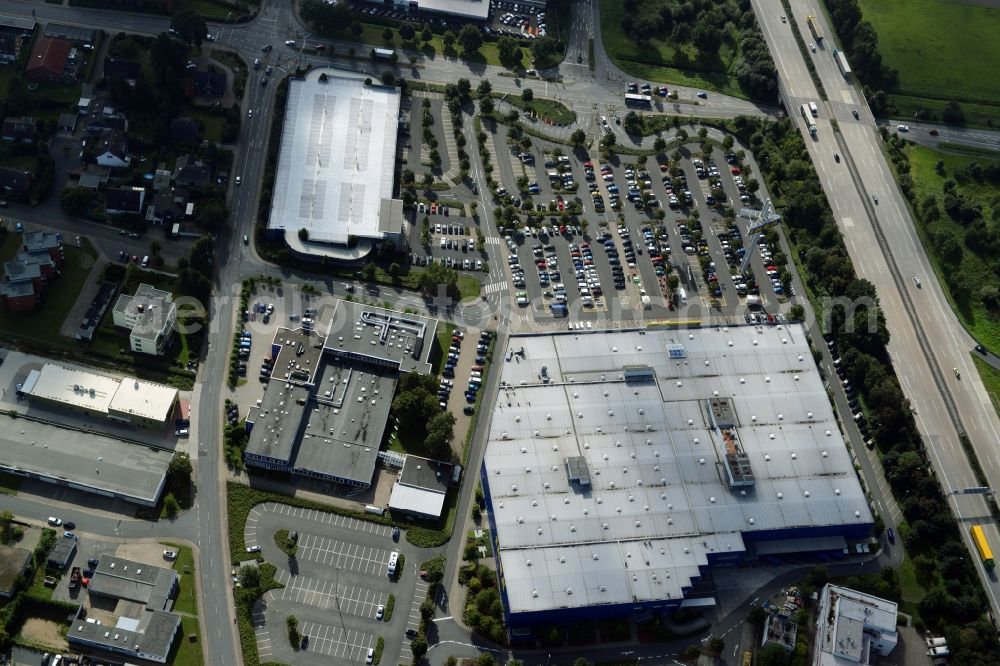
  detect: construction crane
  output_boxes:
[737,199,782,275]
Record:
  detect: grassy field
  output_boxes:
[974,356,1000,420]
[0,240,97,345]
[502,94,576,125]
[858,0,1000,126]
[185,109,227,143]
[598,0,745,98]
[905,143,1000,351]
[163,542,199,616]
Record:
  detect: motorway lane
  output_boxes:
[757,0,1000,614]
[886,120,1000,152]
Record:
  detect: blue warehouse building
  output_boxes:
[480,326,873,633]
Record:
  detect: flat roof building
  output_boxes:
[70,555,181,664]
[244,301,437,488]
[112,283,177,356]
[20,362,178,428]
[814,584,898,665]
[482,326,873,630]
[48,535,77,570]
[267,68,404,263]
[389,455,452,519]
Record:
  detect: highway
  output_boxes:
[753,0,1000,615]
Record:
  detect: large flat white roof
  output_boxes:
[484,325,872,615]
[416,0,490,20]
[108,378,178,423]
[268,68,401,245]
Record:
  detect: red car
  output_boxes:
[929,129,939,136]
[731,166,742,175]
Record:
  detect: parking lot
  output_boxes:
[409,209,488,274]
[247,502,420,665]
[272,569,387,618]
[483,125,790,325]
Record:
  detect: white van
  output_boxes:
[141,255,149,268]
[387,551,399,577]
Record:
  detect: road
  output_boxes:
[753,0,1000,615]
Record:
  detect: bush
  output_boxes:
[286,615,300,646]
[274,529,297,557]
[373,636,384,664]
[384,594,395,621]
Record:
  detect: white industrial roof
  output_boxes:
[415,0,489,20]
[23,363,120,414]
[484,325,872,614]
[388,483,446,519]
[108,378,178,423]
[268,68,401,245]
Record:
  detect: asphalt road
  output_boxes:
[755,0,1000,616]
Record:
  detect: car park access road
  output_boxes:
[754,0,1000,616]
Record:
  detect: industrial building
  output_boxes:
[19,362,179,429]
[266,67,405,264]
[813,584,898,665]
[244,301,436,488]
[481,326,873,631]
[69,555,181,664]
[388,454,452,520]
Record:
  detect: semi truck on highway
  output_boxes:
[971,524,995,569]
[834,49,852,79]
[800,104,818,136]
[807,15,823,41]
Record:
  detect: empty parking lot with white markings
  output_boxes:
[272,569,387,617]
[294,533,392,574]
[298,622,378,661]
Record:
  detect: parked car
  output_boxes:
[163,550,177,560]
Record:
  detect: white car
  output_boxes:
[285,40,297,46]
[247,545,261,553]
[48,517,63,526]
[163,550,178,560]
[376,604,385,620]
[897,124,909,132]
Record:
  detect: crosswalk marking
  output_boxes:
[483,281,508,295]
[485,236,503,246]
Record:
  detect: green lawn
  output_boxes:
[457,275,481,301]
[905,143,1000,352]
[185,109,227,143]
[177,0,242,20]
[502,94,576,125]
[0,240,97,345]
[973,356,1000,420]
[598,0,745,99]
[859,0,1000,121]
[173,615,205,666]
[163,542,199,616]
[0,154,39,172]
[896,551,931,621]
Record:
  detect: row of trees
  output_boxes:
[617,0,777,100]
[391,372,456,460]
[731,114,999,662]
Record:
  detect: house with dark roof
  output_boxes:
[105,186,146,215]
[192,70,226,98]
[0,31,21,65]
[148,187,192,224]
[0,167,33,203]
[94,130,130,168]
[2,116,39,144]
[173,154,210,187]
[103,57,142,85]
[88,113,129,134]
[57,112,78,132]
[44,23,97,46]
[388,455,452,519]
[47,534,76,570]
[25,36,71,82]
[168,117,200,144]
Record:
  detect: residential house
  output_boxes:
[105,186,145,215]
[94,130,130,168]
[25,36,71,82]
[0,31,21,65]
[152,167,172,191]
[22,230,65,267]
[168,117,200,144]
[2,116,39,144]
[103,57,142,86]
[0,167,33,204]
[0,544,32,598]
[0,241,56,312]
[113,284,177,355]
[88,112,129,134]
[192,70,226,98]
[74,164,111,190]
[148,187,192,225]
[173,154,210,188]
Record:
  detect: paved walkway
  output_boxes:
[58,255,106,338]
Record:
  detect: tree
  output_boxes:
[399,22,416,40]
[442,30,456,49]
[623,111,642,135]
[351,21,363,37]
[457,24,483,57]
[382,27,394,43]
[411,635,428,659]
[653,136,667,153]
[422,26,433,42]
[381,70,396,87]
[361,263,377,282]
[0,510,13,544]
[239,565,260,588]
[61,187,98,217]
[286,615,300,647]
[480,96,494,114]
[758,643,792,666]
[187,236,214,277]
[422,172,434,190]
[419,261,458,296]
[300,0,353,36]
[425,411,456,459]
[163,493,180,518]
[169,10,206,46]
[942,100,965,125]
[388,262,401,279]
[521,88,534,104]
[477,78,492,99]
[530,36,559,65]
[497,36,522,69]
[570,129,587,148]
[166,453,193,505]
